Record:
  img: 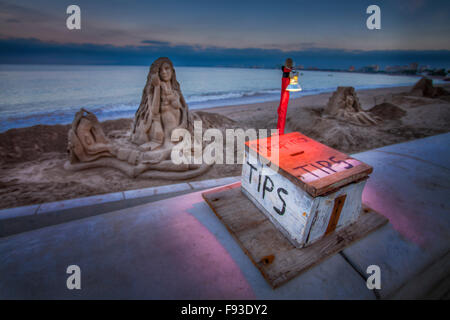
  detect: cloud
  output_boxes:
[298,42,318,48]
[0,1,176,46]
[0,37,449,69]
[0,1,49,22]
[141,40,172,46]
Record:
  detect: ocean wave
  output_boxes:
[185,88,280,103]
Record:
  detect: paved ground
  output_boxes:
[0,133,449,299]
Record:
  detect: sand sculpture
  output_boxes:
[410,77,449,98]
[65,57,211,179]
[325,86,379,126]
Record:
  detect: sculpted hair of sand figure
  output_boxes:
[131,57,189,149]
[65,57,212,180]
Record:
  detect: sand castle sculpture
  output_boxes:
[325,86,379,126]
[65,57,211,179]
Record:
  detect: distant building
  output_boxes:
[359,65,379,73]
[419,65,431,73]
[386,62,419,74]
[385,65,402,73]
[409,62,418,72]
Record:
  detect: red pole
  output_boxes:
[276,70,291,135]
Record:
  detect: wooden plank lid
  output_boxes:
[245,132,372,197]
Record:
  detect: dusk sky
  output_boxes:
[1,0,449,68]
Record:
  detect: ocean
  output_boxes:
[0,64,427,132]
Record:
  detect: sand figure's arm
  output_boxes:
[131,73,166,146]
[180,94,188,128]
[175,93,188,130]
[147,75,165,145]
[151,74,161,115]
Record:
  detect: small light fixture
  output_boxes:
[286,71,302,92]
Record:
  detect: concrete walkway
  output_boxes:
[0,177,239,237]
[0,133,449,299]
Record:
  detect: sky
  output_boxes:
[0,0,449,69]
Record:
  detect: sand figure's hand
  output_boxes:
[151,74,160,87]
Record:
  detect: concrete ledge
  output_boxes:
[123,183,191,200]
[0,176,241,237]
[0,204,40,220]
[188,176,240,190]
[37,192,125,214]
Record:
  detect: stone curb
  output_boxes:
[0,176,240,221]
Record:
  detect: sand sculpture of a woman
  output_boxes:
[65,57,211,179]
[131,57,188,150]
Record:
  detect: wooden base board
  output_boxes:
[202,182,389,289]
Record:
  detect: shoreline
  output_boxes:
[0,84,418,135]
[0,83,432,134]
[200,84,416,113]
[0,73,432,133]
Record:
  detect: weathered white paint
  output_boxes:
[241,149,366,247]
[299,159,362,183]
[306,180,366,245]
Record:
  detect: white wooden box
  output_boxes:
[241,132,372,248]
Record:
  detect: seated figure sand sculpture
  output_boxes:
[131,57,188,150]
[65,57,211,179]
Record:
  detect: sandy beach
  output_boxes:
[1,83,449,209]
